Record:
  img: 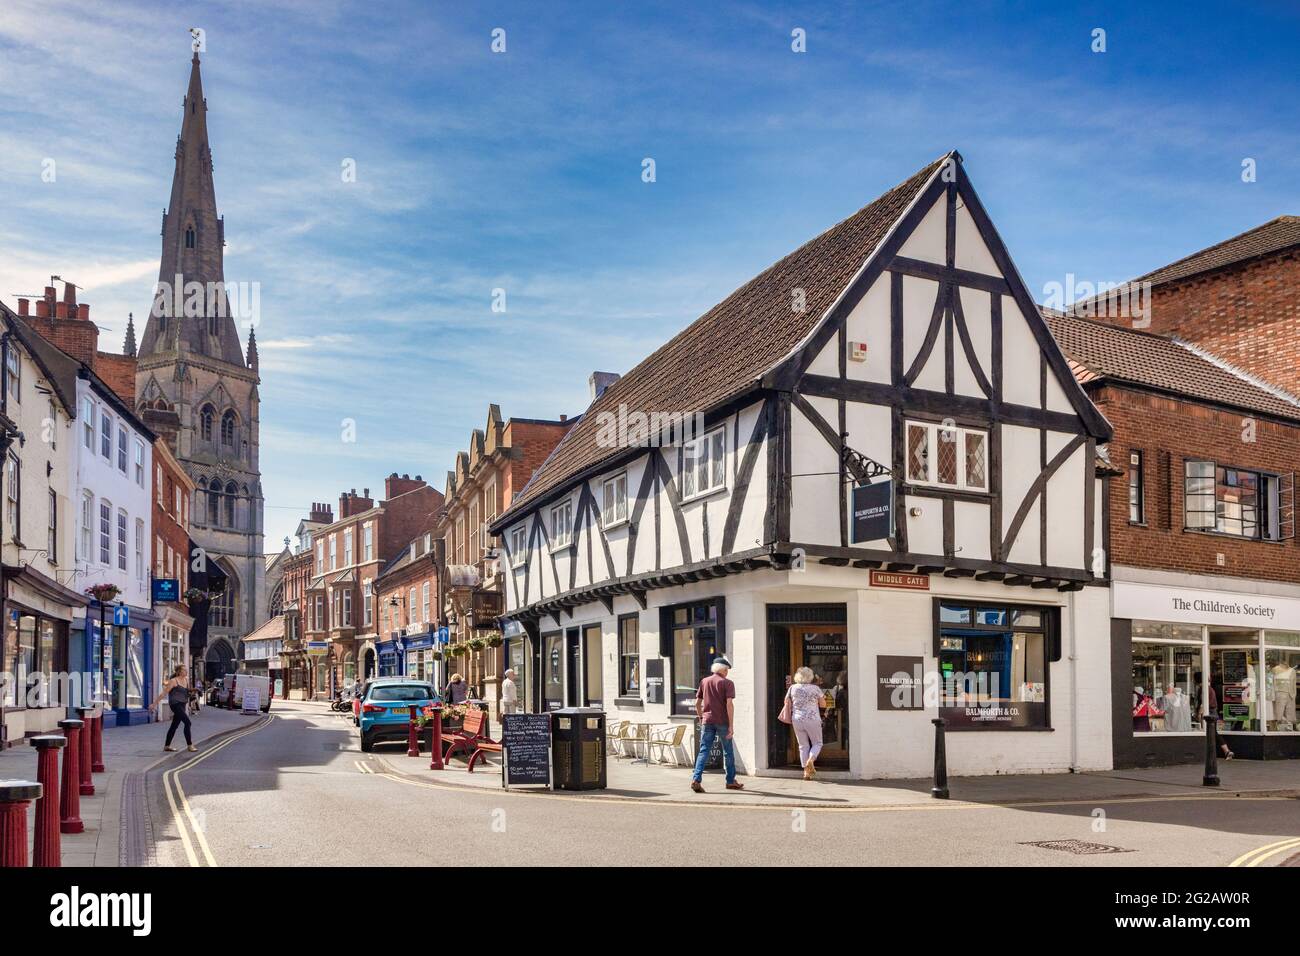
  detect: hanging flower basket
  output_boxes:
[485,634,503,648]
[84,583,121,603]
[183,587,210,603]
[468,638,486,652]
[431,650,444,661]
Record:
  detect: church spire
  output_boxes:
[138,46,245,368]
[246,325,258,372]
[123,312,137,357]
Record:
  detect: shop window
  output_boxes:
[1264,635,1299,732]
[666,598,724,715]
[936,601,1051,729]
[618,614,641,696]
[542,631,564,711]
[1131,638,1203,733]
[1210,634,1262,732]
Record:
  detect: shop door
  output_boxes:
[782,627,850,769]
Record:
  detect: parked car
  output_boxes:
[358,678,439,752]
[210,673,273,713]
[206,678,226,707]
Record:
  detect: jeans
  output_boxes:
[165,701,192,746]
[692,722,736,784]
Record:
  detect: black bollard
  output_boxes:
[931,717,950,799]
[1203,716,1220,787]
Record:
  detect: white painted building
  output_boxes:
[72,367,155,725]
[491,152,1116,779]
[0,310,86,746]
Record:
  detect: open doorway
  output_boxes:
[766,606,850,770]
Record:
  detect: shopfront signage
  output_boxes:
[501,713,551,788]
[876,656,924,711]
[850,480,894,544]
[306,641,329,656]
[644,658,665,705]
[1112,581,1300,630]
[151,578,179,603]
[869,570,930,591]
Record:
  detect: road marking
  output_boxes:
[1230,836,1300,868]
[370,763,1291,814]
[355,761,374,774]
[162,715,275,867]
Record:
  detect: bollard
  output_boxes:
[31,736,67,868]
[429,705,444,771]
[91,713,106,773]
[76,708,95,796]
[1203,716,1221,787]
[0,780,42,868]
[931,717,950,799]
[58,719,84,834]
[406,705,420,757]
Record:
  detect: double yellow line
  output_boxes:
[1230,836,1300,868]
[162,715,274,867]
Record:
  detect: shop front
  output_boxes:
[82,602,157,727]
[376,636,403,677]
[1,566,85,744]
[403,631,438,685]
[1112,577,1300,766]
[306,640,329,698]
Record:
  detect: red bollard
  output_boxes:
[91,713,105,773]
[429,705,444,770]
[406,706,420,757]
[31,736,67,867]
[76,708,95,796]
[0,780,42,868]
[58,719,84,834]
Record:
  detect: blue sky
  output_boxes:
[1,0,1296,550]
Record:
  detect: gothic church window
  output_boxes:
[185,226,195,249]
[200,404,214,441]
[224,481,237,528]
[221,410,236,446]
[208,479,223,525]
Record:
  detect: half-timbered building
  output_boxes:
[490,152,1116,778]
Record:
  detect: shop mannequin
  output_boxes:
[1272,661,1296,731]
[1161,684,1191,732]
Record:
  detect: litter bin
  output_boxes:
[551,707,606,790]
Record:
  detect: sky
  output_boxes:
[1,0,1297,552]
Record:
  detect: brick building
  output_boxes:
[280,505,330,699]
[436,405,573,717]
[152,437,195,684]
[1081,216,1300,397]
[1049,312,1300,765]
[305,475,442,696]
[374,529,440,683]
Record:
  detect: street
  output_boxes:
[138,701,1300,868]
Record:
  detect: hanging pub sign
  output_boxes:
[850,479,894,544]
[152,578,180,604]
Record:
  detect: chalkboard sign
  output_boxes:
[501,713,551,788]
[644,659,665,704]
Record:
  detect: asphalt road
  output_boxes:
[144,701,1299,867]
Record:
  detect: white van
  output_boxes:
[221,673,272,713]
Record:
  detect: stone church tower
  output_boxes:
[135,50,265,676]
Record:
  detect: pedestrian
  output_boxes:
[783,666,827,780]
[444,672,469,705]
[690,657,743,793]
[150,664,197,753]
[500,668,520,715]
[1201,672,1234,759]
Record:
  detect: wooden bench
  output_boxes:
[466,738,502,772]
[442,707,494,764]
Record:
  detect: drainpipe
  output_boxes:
[1068,589,1080,772]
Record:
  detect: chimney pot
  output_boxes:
[77,303,90,321]
[62,283,77,307]
[35,300,49,318]
[17,299,28,316]
[560,414,567,422]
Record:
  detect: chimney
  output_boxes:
[62,282,77,310]
[55,302,68,319]
[589,371,620,403]
[77,303,90,321]
[309,502,333,524]
[384,473,427,499]
[17,299,28,316]
[35,298,49,318]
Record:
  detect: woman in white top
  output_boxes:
[785,667,827,780]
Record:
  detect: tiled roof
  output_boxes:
[244,614,285,644]
[1043,311,1300,423]
[497,153,949,523]
[1135,215,1300,287]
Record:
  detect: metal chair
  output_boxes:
[606,721,631,756]
[646,724,687,765]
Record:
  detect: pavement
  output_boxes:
[0,704,265,865]
[370,726,1300,810]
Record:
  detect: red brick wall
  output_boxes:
[153,451,193,601]
[1095,382,1300,584]
[94,352,137,405]
[24,315,98,367]
[1092,250,1300,397]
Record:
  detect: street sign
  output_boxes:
[850,479,894,543]
[152,578,180,604]
[112,605,130,627]
[437,626,449,644]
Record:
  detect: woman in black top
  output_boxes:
[151,665,197,752]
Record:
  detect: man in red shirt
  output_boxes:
[691,657,743,793]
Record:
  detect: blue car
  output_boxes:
[358,678,441,752]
